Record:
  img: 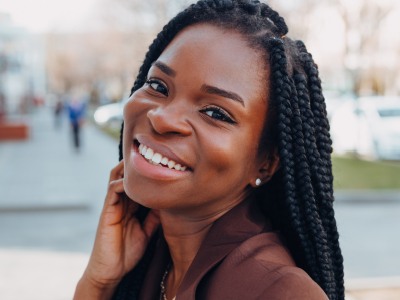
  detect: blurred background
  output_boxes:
[0,0,399,299]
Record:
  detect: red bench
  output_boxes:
[0,121,29,140]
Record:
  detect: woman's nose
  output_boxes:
[147,104,192,136]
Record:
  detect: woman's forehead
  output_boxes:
[155,24,269,102]
[161,24,260,63]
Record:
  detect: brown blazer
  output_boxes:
[139,200,328,300]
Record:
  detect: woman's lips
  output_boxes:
[134,136,191,170]
[128,139,191,181]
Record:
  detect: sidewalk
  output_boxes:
[0,107,118,212]
[346,277,400,300]
[0,249,89,300]
[0,107,118,299]
[0,107,399,299]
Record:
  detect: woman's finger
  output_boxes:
[104,179,125,207]
[109,160,124,181]
[109,179,125,193]
[122,195,139,226]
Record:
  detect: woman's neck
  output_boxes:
[159,202,241,295]
[160,211,222,277]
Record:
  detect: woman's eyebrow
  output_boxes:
[201,84,245,107]
[152,61,176,77]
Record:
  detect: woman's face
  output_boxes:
[123,24,270,217]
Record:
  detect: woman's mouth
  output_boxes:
[138,143,188,172]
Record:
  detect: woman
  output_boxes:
[74,1,344,299]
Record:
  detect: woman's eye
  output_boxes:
[201,107,236,124]
[145,79,169,96]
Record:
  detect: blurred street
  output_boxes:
[0,107,399,299]
[0,107,118,300]
[1,0,400,299]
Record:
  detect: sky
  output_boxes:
[0,0,97,32]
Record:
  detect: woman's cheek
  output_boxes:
[123,176,132,198]
[123,92,146,123]
[123,172,139,201]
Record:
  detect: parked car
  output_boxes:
[323,90,355,121]
[93,100,126,129]
[330,96,400,160]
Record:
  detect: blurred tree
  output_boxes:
[335,0,392,95]
[270,0,318,41]
[100,0,192,31]
[46,0,400,100]
[46,30,144,103]
[272,0,398,96]
[46,0,193,103]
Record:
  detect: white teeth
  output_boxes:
[141,145,148,155]
[144,148,154,159]
[151,153,162,164]
[161,157,169,165]
[167,160,175,169]
[137,143,188,171]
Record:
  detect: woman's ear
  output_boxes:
[250,148,280,188]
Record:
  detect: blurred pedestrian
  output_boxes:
[54,98,64,129]
[67,95,86,150]
[74,1,344,299]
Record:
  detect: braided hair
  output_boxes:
[114,1,344,299]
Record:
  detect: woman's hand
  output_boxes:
[74,160,160,299]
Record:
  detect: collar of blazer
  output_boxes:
[139,199,272,300]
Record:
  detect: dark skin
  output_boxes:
[74,24,279,300]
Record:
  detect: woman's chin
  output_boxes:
[124,189,171,210]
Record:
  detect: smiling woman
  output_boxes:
[74,1,344,300]
[122,25,269,213]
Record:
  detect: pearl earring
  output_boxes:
[255,178,262,186]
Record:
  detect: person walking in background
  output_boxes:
[54,98,64,129]
[67,94,86,151]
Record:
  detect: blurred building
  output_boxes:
[0,12,46,115]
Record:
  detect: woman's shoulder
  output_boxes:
[198,232,328,299]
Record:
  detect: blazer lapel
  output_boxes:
[139,234,170,300]
[177,199,271,299]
